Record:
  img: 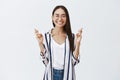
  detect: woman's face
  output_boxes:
[52,8,67,28]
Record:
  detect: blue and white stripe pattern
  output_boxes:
[40,30,80,80]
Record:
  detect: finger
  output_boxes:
[76,33,80,38]
[76,32,82,38]
[34,28,39,34]
[37,34,42,38]
[78,28,83,33]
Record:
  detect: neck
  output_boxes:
[53,27,65,35]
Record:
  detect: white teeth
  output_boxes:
[57,22,63,25]
[58,22,62,24]
[55,21,64,25]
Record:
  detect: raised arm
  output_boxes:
[73,28,83,60]
[34,28,45,56]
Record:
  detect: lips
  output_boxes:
[56,21,64,25]
[58,22,63,25]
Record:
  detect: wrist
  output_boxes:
[73,52,78,60]
[76,43,80,48]
[40,48,46,56]
[39,43,43,46]
[39,43,45,54]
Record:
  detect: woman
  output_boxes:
[35,5,82,80]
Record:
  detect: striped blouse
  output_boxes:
[40,30,80,80]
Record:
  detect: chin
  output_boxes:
[57,25,64,28]
[55,24,65,28]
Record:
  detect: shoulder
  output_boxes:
[42,29,51,36]
[42,29,52,39]
[45,28,53,35]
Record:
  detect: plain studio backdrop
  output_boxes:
[0,0,120,80]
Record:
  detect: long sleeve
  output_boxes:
[72,53,80,66]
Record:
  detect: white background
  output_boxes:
[0,0,120,80]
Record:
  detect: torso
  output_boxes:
[51,28,67,70]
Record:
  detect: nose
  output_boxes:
[58,16,62,21]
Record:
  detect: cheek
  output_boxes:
[63,17,67,21]
[64,18,67,23]
[53,19,57,23]
[52,17,57,21]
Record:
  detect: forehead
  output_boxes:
[54,8,66,15]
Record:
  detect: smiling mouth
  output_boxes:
[56,21,64,25]
[58,22,63,25]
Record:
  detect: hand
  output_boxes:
[34,28,43,45]
[75,28,83,44]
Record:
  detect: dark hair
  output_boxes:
[52,5,74,52]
